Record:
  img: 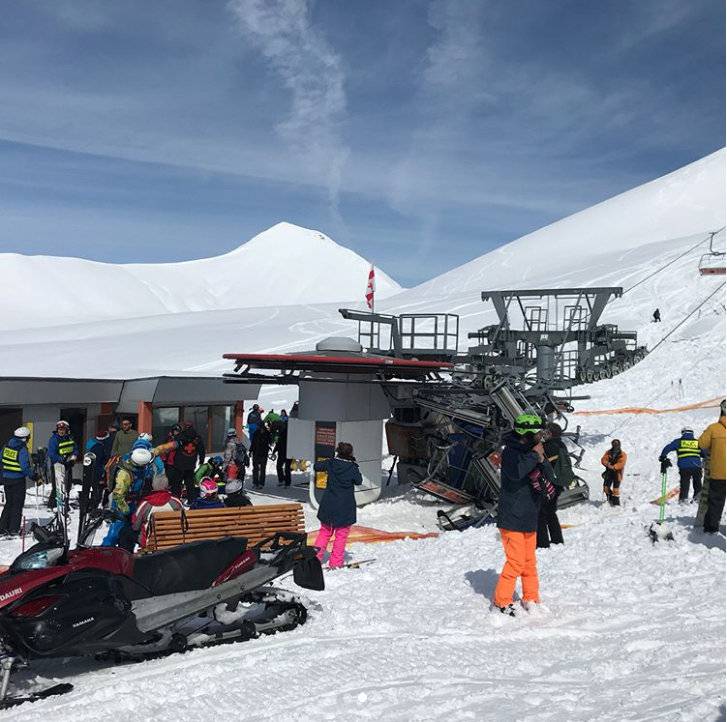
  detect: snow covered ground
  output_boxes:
[0,151,724,719]
[1,407,724,722]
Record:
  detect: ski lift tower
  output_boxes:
[469,287,646,391]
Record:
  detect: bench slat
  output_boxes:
[143,502,305,553]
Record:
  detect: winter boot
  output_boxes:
[493,603,517,617]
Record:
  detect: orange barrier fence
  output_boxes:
[307,524,439,545]
[574,396,723,417]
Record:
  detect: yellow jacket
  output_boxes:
[699,416,726,480]
[111,441,176,514]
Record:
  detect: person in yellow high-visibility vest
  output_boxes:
[1,427,39,536]
[47,420,78,510]
[659,427,704,504]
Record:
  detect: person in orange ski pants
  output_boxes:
[492,414,555,615]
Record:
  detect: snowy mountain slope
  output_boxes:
[0,222,400,330]
[396,148,725,298]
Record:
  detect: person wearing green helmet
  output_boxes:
[492,412,556,617]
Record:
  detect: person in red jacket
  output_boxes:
[132,475,183,549]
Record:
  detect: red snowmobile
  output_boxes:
[0,508,323,708]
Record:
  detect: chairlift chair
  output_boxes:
[698,252,726,276]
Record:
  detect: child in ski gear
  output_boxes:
[698,400,725,534]
[313,442,363,569]
[111,418,139,458]
[223,478,253,507]
[493,414,554,614]
[601,439,627,506]
[169,422,205,502]
[47,420,79,510]
[195,455,226,494]
[132,475,183,548]
[0,427,38,536]
[537,422,571,548]
[250,423,272,488]
[190,477,225,510]
[659,428,704,503]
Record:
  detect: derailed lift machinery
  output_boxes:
[339,287,647,529]
[223,287,646,530]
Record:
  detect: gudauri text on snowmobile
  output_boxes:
[0,493,324,708]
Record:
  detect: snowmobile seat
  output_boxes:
[131,537,248,596]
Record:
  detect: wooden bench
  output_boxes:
[143,503,306,552]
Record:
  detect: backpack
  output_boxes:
[553,446,575,487]
[234,441,248,465]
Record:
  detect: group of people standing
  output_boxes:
[493,401,726,616]
[245,404,294,488]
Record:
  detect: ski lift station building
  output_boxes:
[0,374,261,461]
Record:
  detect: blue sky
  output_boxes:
[0,0,724,286]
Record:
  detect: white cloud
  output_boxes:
[228,0,349,228]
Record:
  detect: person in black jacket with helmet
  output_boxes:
[493,414,555,616]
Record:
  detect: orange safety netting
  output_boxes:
[573,396,723,417]
[307,525,439,545]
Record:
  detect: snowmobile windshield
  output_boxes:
[10,543,64,573]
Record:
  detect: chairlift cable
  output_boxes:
[624,227,725,294]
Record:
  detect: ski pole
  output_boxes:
[659,471,667,524]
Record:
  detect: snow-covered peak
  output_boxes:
[0,222,402,330]
[232,222,338,254]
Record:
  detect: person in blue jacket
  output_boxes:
[85,430,110,509]
[312,442,363,569]
[47,420,79,509]
[1,427,39,536]
[127,435,165,477]
[659,427,704,503]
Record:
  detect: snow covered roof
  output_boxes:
[0,375,261,408]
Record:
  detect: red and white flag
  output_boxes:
[365,264,376,310]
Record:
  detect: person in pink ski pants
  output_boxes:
[313,442,363,568]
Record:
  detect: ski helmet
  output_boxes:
[130,448,153,467]
[681,427,693,435]
[225,479,243,494]
[139,432,152,442]
[56,420,70,430]
[211,455,224,465]
[14,426,31,439]
[199,477,218,498]
[514,414,543,436]
[226,427,237,437]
